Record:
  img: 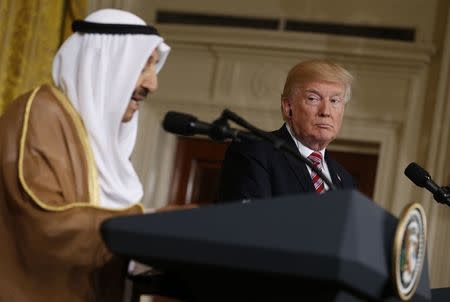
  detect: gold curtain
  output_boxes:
[0,0,87,115]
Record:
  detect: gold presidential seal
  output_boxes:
[392,203,427,301]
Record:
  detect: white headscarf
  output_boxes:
[52,9,170,209]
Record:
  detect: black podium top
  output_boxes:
[101,189,431,302]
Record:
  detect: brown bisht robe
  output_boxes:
[0,84,143,302]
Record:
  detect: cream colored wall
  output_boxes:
[91,0,450,288]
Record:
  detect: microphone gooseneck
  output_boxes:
[404,162,450,206]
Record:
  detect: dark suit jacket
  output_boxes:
[217,124,355,202]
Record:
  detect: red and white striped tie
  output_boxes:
[308,151,325,194]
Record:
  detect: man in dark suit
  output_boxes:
[218,59,355,202]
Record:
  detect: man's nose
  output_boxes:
[318,99,331,116]
[142,71,158,92]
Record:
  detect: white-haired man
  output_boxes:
[0,9,170,302]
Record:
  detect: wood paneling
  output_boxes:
[168,137,229,204]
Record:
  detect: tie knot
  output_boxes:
[308,151,323,167]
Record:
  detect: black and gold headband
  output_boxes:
[72,20,160,35]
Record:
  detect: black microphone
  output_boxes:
[162,111,210,136]
[404,162,450,205]
[162,111,259,142]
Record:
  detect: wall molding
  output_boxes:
[158,25,435,63]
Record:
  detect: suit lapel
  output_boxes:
[274,125,315,193]
[325,152,343,189]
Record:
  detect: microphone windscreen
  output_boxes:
[404,162,430,188]
[162,111,196,136]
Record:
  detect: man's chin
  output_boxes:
[311,134,335,147]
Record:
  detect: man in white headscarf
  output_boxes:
[0,9,170,302]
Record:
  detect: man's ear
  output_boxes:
[281,98,292,119]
